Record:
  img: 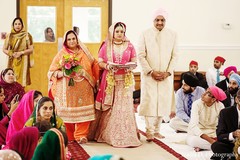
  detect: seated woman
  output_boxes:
[25,96,65,132]
[32,128,68,160]
[8,127,39,160]
[0,149,22,160]
[0,68,25,106]
[0,86,18,148]
[5,90,43,148]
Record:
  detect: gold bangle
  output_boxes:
[105,64,109,70]
[21,51,24,55]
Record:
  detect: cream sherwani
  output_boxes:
[138,27,178,134]
[187,99,224,150]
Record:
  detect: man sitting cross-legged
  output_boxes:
[187,86,226,152]
[169,72,205,132]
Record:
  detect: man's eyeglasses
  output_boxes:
[203,91,215,98]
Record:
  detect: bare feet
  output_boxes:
[146,133,154,142]
[154,133,165,139]
[78,137,88,144]
[194,147,202,152]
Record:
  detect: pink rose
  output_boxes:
[64,63,71,69]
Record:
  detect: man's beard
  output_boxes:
[183,88,193,94]
[229,87,239,95]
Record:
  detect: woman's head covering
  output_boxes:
[0,149,22,160]
[104,22,128,62]
[209,86,227,101]
[230,73,240,86]
[152,8,168,21]
[32,128,67,160]
[30,96,57,129]
[9,17,28,45]
[62,30,95,63]
[9,127,39,160]
[0,68,25,104]
[11,17,25,33]
[5,90,42,146]
[44,27,55,42]
[108,22,127,42]
[63,30,80,51]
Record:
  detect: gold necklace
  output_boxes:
[113,41,123,45]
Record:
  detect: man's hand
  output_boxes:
[169,111,176,119]
[152,71,170,81]
[233,129,240,138]
[200,134,216,144]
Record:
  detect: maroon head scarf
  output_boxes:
[9,127,39,160]
[0,68,25,104]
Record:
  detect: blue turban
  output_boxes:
[229,73,240,86]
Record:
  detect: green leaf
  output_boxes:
[72,65,82,72]
[65,69,72,75]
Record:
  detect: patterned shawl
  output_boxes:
[48,30,99,96]
[0,69,25,104]
[4,19,34,86]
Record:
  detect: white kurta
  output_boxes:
[138,27,178,116]
[188,99,224,138]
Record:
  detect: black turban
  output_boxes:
[183,72,199,87]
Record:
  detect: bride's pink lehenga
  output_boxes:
[95,80,141,147]
[93,22,141,148]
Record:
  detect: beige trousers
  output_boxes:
[169,117,189,132]
[144,116,162,135]
[186,135,211,150]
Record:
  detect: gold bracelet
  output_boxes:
[21,51,24,55]
[105,64,109,70]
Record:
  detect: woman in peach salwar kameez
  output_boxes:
[95,22,142,147]
[48,30,99,144]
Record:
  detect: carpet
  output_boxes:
[68,141,90,160]
[81,134,179,160]
[139,130,187,160]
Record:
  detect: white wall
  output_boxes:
[112,0,240,71]
[0,0,16,71]
[0,1,239,72]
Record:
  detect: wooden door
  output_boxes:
[20,0,109,95]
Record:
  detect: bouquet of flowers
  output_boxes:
[59,54,82,86]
